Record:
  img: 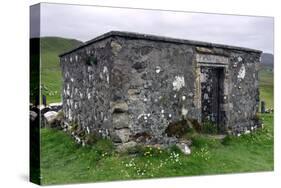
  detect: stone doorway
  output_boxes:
[200,66,224,131]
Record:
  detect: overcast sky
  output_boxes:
[37,3,274,53]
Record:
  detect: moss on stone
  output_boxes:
[165,119,193,138]
[86,55,97,66]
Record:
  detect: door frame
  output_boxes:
[195,54,230,133]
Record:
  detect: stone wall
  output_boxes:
[60,38,114,143]
[227,51,260,134]
[109,37,198,145]
[195,47,260,134]
[60,31,261,146]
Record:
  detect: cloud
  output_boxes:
[38,3,274,53]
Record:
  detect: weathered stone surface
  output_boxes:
[176,143,191,155]
[30,111,38,122]
[49,102,63,112]
[162,137,178,145]
[111,41,122,55]
[128,89,141,95]
[111,101,128,113]
[111,132,122,143]
[115,128,131,143]
[43,111,58,124]
[112,113,130,129]
[196,54,229,64]
[196,47,214,54]
[132,61,147,71]
[40,106,51,115]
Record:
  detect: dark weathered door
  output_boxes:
[200,67,221,126]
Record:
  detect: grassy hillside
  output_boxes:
[259,66,274,109]
[40,37,83,103]
[40,114,273,185]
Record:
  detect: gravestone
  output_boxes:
[261,101,266,113]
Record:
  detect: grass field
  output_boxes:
[40,113,273,185]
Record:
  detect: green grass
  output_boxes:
[40,113,273,185]
[40,37,83,104]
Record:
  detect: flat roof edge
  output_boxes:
[59,31,262,57]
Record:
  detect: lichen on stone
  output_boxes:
[238,56,243,62]
[237,64,246,79]
[103,66,109,83]
[172,75,185,91]
[181,107,188,116]
[111,41,122,55]
[155,66,161,73]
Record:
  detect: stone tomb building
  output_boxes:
[59,31,261,146]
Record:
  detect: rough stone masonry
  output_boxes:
[59,31,261,147]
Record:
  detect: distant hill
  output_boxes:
[259,53,274,109]
[40,37,83,103]
[261,53,274,70]
[261,53,274,65]
[40,37,83,54]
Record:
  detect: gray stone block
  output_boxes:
[112,114,130,129]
